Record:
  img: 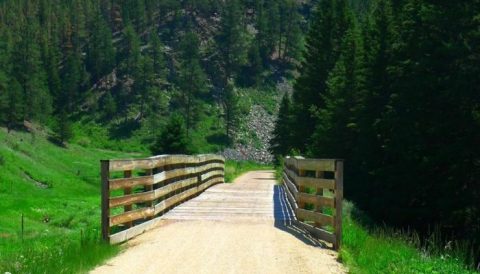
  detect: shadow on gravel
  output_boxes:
[273,185,328,248]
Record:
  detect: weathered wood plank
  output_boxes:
[110,177,200,208]
[153,178,223,215]
[110,207,154,227]
[108,154,225,171]
[283,172,298,196]
[109,162,224,191]
[201,169,225,181]
[293,220,336,245]
[282,184,298,212]
[285,167,335,189]
[295,159,336,171]
[109,176,154,191]
[101,160,110,241]
[109,217,164,244]
[334,160,344,250]
[296,193,334,208]
[296,208,334,227]
[123,170,133,228]
[109,191,154,208]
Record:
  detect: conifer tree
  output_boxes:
[291,0,352,150]
[270,93,293,157]
[177,32,208,136]
[12,19,52,123]
[87,11,115,82]
[149,33,167,82]
[150,113,190,155]
[216,0,247,80]
[222,82,240,139]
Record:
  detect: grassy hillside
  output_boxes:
[0,127,140,273]
[0,126,271,273]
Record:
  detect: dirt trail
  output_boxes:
[90,171,346,274]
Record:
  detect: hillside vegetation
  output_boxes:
[0,0,479,273]
[0,127,132,273]
[0,0,304,158]
[270,0,480,270]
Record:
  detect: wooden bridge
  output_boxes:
[95,155,344,273]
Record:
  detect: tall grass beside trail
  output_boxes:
[0,229,119,274]
[340,201,477,274]
[224,160,273,183]
[0,129,135,274]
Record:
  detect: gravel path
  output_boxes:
[90,171,346,274]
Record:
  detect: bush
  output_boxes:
[0,154,4,166]
[150,113,191,155]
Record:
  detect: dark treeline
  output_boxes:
[0,0,305,148]
[271,0,480,265]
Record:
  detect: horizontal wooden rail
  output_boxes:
[101,154,225,244]
[282,156,343,250]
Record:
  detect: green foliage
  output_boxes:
[276,0,480,266]
[86,10,116,82]
[0,129,133,273]
[270,93,294,157]
[291,0,353,149]
[341,201,476,274]
[175,32,209,136]
[222,82,241,139]
[150,113,191,155]
[216,0,247,79]
[102,92,117,120]
[52,110,73,145]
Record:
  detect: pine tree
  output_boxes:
[61,50,83,111]
[241,42,264,87]
[149,33,167,83]
[54,109,73,145]
[216,0,247,80]
[2,79,24,132]
[222,82,240,139]
[351,0,395,207]
[102,92,117,120]
[278,0,303,63]
[177,32,208,136]
[255,0,271,64]
[87,10,115,82]
[291,0,352,151]
[121,24,141,77]
[270,93,293,157]
[150,113,190,155]
[12,19,52,123]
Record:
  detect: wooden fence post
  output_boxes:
[101,160,110,242]
[334,160,344,250]
[123,170,133,228]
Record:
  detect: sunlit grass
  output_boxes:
[0,129,133,273]
[340,201,476,274]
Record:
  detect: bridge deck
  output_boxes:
[91,171,345,274]
[163,170,292,221]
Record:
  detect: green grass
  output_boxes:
[0,127,273,273]
[224,160,273,183]
[340,201,476,274]
[0,128,139,273]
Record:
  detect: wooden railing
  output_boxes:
[101,154,225,244]
[282,156,343,249]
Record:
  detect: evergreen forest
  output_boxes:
[0,0,479,272]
